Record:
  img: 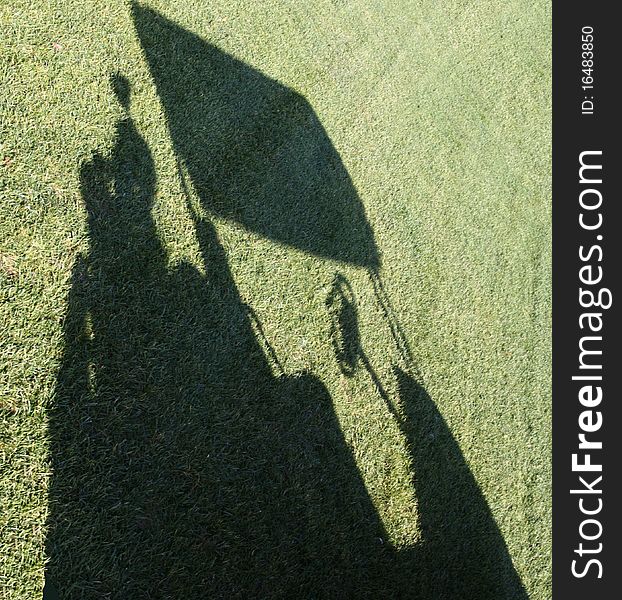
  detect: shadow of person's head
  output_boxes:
[326,274,362,376]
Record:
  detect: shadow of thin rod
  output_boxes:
[368,268,413,368]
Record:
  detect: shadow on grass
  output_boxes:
[44,3,528,598]
[326,273,529,599]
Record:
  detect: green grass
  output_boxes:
[1,0,551,598]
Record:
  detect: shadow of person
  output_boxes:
[326,274,530,600]
[45,73,400,598]
[393,369,529,600]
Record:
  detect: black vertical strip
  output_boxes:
[553,3,619,597]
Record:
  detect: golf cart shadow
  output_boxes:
[43,3,528,598]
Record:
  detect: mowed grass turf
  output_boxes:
[1,0,550,598]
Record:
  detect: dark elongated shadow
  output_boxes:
[45,3,527,598]
[326,274,529,599]
[393,369,529,599]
